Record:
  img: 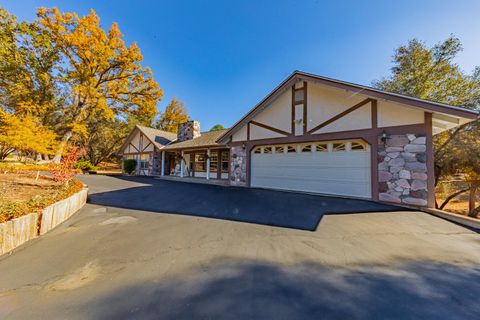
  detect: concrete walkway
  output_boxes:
[0,175,479,319]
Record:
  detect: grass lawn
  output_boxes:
[0,171,83,223]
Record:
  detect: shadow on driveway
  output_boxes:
[78,259,480,320]
[85,176,405,231]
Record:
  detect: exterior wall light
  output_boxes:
[381,130,389,144]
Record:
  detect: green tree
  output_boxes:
[373,36,480,108]
[374,36,480,214]
[155,98,188,133]
[210,124,225,131]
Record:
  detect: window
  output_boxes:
[209,152,218,172]
[275,146,284,154]
[263,146,272,154]
[195,153,206,172]
[333,143,346,152]
[301,144,312,152]
[287,145,297,153]
[221,151,229,173]
[253,147,262,154]
[350,141,366,151]
[315,143,328,152]
[140,154,149,169]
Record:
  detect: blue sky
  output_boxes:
[2,0,480,130]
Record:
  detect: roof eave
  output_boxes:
[217,70,479,143]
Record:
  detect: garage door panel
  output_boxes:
[252,176,370,198]
[251,140,371,198]
[252,166,369,182]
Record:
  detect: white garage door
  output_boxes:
[251,140,371,198]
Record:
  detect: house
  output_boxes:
[118,125,177,176]
[119,71,478,207]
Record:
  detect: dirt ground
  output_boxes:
[0,172,82,223]
[96,161,122,175]
[0,172,60,203]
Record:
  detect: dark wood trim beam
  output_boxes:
[298,73,478,119]
[142,142,152,152]
[247,122,250,141]
[291,85,295,134]
[303,81,308,135]
[240,123,426,147]
[129,143,140,152]
[308,98,373,134]
[371,99,378,129]
[122,151,154,155]
[425,112,435,208]
[250,120,291,137]
[370,135,379,201]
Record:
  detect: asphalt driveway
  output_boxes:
[85,175,402,231]
[0,175,479,319]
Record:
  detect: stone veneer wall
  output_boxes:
[378,134,428,206]
[230,146,247,186]
[151,150,161,175]
[177,120,201,142]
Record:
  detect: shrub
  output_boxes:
[49,147,85,185]
[123,159,137,175]
[75,159,98,173]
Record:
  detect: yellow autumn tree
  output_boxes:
[0,111,58,160]
[155,98,189,133]
[36,7,162,162]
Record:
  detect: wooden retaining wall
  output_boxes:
[0,187,88,256]
[40,188,88,235]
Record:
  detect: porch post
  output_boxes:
[180,151,185,177]
[161,151,165,176]
[206,149,211,180]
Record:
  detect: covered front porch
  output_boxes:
[160,147,230,181]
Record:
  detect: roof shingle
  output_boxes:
[162,129,228,150]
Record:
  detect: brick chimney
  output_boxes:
[177,120,201,142]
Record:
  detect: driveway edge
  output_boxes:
[0,185,88,256]
[421,207,480,231]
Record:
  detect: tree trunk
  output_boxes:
[468,185,477,217]
[439,188,470,210]
[52,131,73,163]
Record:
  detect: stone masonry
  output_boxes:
[150,150,161,175]
[378,134,428,206]
[177,120,201,142]
[230,145,247,186]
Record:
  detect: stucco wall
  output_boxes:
[232,124,248,142]
[126,131,154,153]
[229,81,429,144]
[249,124,287,140]
[253,89,291,132]
[378,100,425,127]
[307,83,367,132]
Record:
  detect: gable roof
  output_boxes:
[118,125,177,154]
[162,129,228,151]
[217,70,479,143]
